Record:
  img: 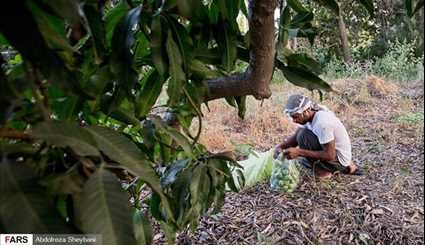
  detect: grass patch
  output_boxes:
[395,112,424,126]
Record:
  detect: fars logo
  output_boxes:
[0,234,33,245]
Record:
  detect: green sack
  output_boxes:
[270,154,301,193]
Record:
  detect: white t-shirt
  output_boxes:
[304,110,352,166]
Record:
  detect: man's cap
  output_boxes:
[284,94,312,116]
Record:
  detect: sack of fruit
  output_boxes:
[270,154,300,193]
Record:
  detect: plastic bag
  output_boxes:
[230,149,274,190]
[270,154,300,193]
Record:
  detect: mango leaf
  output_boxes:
[26,0,76,54]
[188,59,222,80]
[166,30,186,106]
[134,32,151,68]
[177,0,202,20]
[188,164,210,217]
[286,53,323,75]
[160,159,190,186]
[151,117,193,155]
[0,33,9,45]
[111,6,142,94]
[235,96,247,119]
[312,0,340,14]
[225,97,237,107]
[413,0,424,16]
[43,166,85,195]
[276,60,332,92]
[216,22,237,72]
[83,3,107,63]
[31,121,100,157]
[85,126,176,223]
[357,0,375,16]
[0,161,76,233]
[217,0,241,31]
[278,6,291,48]
[151,16,168,77]
[0,1,91,98]
[42,0,82,26]
[208,1,220,24]
[288,0,308,13]
[133,211,153,245]
[73,169,136,245]
[136,70,165,118]
[105,1,130,47]
[290,11,314,27]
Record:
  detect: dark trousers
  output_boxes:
[296,128,345,173]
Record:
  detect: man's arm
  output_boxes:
[285,140,337,162]
[276,128,302,150]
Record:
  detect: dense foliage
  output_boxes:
[0,0,421,244]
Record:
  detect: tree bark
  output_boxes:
[337,10,352,64]
[205,0,279,101]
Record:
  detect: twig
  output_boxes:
[24,63,51,120]
[0,128,32,140]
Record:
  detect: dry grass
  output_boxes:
[161,78,425,245]
[194,90,298,152]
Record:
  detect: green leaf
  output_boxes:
[26,0,76,54]
[31,121,100,157]
[136,70,165,118]
[413,0,424,15]
[151,117,193,156]
[208,1,220,24]
[278,6,291,48]
[189,164,210,212]
[357,0,375,16]
[43,166,85,195]
[83,3,107,63]
[290,11,314,26]
[188,59,222,80]
[277,62,332,92]
[286,53,323,75]
[134,32,151,68]
[105,1,130,47]
[0,2,91,99]
[42,0,82,26]
[151,16,168,77]
[177,0,202,20]
[0,161,75,233]
[74,169,136,245]
[287,0,308,13]
[160,159,190,186]
[216,22,237,72]
[166,30,186,106]
[235,96,246,119]
[85,126,176,223]
[312,0,340,14]
[0,33,9,45]
[133,211,153,245]
[111,6,142,94]
[225,97,237,107]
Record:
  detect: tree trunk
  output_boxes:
[337,10,352,64]
[205,0,279,101]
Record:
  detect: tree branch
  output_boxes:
[0,128,32,140]
[205,0,278,101]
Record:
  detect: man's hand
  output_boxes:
[273,146,282,159]
[283,147,300,159]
